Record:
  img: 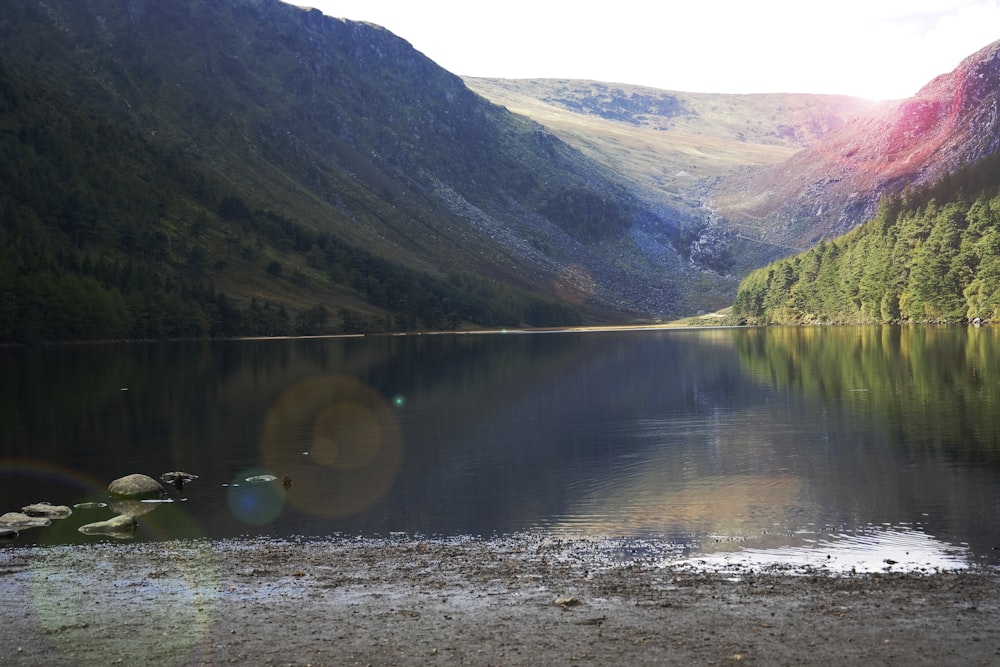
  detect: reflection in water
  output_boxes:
[554,473,804,545]
[0,328,999,570]
[677,526,970,574]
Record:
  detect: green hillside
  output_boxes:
[0,60,583,342]
[733,151,1000,325]
[2,0,709,343]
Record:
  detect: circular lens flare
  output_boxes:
[227,469,286,526]
[312,401,382,471]
[260,375,403,518]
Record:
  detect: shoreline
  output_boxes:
[3,536,999,665]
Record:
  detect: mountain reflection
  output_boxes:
[1,328,998,566]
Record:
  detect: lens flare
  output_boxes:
[29,538,217,666]
[311,401,382,471]
[0,460,218,666]
[260,375,403,518]
[227,469,286,526]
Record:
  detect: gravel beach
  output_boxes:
[2,536,999,666]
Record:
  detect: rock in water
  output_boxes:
[108,474,165,498]
[73,502,108,510]
[78,514,137,539]
[0,512,52,530]
[21,502,73,519]
[160,471,199,491]
[245,474,279,483]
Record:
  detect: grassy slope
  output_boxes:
[463,78,874,205]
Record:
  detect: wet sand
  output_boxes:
[2,536,999,666]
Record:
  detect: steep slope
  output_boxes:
[707,39,1000,269]
[0,0,724,342]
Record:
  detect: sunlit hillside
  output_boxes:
[464,78,872,208]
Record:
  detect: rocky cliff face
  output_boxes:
[705,39,1000,266]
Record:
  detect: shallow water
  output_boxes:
[2,327,999,569]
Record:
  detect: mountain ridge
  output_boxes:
[2,0,998,341]
[704,39,1000,264]
[0,0,726,341]
[467,40,1000,274]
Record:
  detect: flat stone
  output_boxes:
[73,502,108,510]
[0,512,51,530]
[22,502,73,519]
[245,474,278,483]
[78,514,137,539]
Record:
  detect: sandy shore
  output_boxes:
[2,535,999,666]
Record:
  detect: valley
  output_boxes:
[1,0,998,341]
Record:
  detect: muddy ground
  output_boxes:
[1,535,998,666]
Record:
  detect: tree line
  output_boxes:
[733,150,1000,325]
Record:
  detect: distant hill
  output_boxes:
[464,78,874,193]
[463,78,874,272]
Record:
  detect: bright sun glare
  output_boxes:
[307,1,1000,100]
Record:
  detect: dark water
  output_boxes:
[2,327,999,569]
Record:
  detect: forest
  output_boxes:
[0,63,579,343]
[733,150,1000,325]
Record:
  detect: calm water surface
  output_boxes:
[2,327,999,569]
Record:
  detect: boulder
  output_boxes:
[22,502,73,519]
[78,514,137,539]
[108,474,164,498]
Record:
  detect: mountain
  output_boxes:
[0,0,721,342]
[463,78,875,272]
[705,39,1000,268]
[469,41,1000,275]
[3,0,997,343]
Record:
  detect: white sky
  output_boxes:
[295,1,999,100]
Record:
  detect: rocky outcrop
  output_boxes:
[160,471,198,491]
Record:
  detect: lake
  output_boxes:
[2,326,999,571]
